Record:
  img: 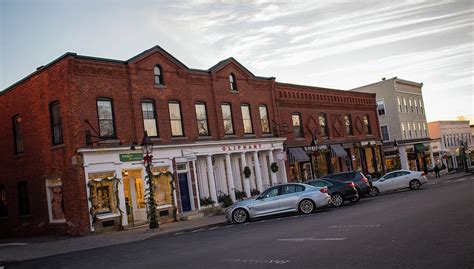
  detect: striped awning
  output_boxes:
[288,148,310,163]
[330,144,348,157]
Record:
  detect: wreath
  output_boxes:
[270,162,279,173]
[243,166,252,178]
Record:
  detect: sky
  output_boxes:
[1,0,473,123]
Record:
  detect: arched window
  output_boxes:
[229,73,237,91]
[154,65,164,85]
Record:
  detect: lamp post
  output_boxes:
[393,139,400,170]
[460,141,468,173]
[141,131,159,229]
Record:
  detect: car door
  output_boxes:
[395,171,411,189]
[278,184,305,212]
[250,186,281,217]
[378,172,397,192]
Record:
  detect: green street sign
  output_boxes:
[120,153,143,162]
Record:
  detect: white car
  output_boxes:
[369,170,428,196]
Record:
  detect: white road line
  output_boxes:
[191,228,204,233]
[259,220,266,223]
[225,225,234,228]
[329,224,380,228]
[454,178,468,182]
[173,232,184,235]
[277,238,346,242]
[208,227,219,231]
[0,242,29,247]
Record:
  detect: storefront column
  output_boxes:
[253,151,264,192]
[206,155,218,206]
[278,149,288,183]
[231,155,243,191]
[115,166,128,227]
[187,167,196,211]
[246,154,256,190]
[429,144,435,169]
[452,155,458,169]
[192,160,201,210]
[399,146,409,170]
[225,154,236,202]
[197,158,209,198]
[240,152,251,197]
[217,156,228,195]
[268,150,278,186]
[260,151,271,189]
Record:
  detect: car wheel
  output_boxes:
[368,187,379,197]
[299,199,315,214]
[349,195,360,203]
[232,208,249,224]
[331,193,344,207]
[409,179,421,190]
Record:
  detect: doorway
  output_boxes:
[178,173,192,212]
[122,169,146,225]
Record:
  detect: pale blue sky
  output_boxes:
[1,0,473,122]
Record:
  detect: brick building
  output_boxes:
[0,46,381,236]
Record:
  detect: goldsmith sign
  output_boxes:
[119,153,143,162]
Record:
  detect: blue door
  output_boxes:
[178,173,191,212]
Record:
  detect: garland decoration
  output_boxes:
[88,176,123,229]
[270,162,279,173]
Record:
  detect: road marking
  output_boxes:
[277,237,346,242]
[208,227,219,231]
[225,225,234,228]
[454,178,468,182]
[259,220,266,223]
[191,228,204,233]
[0,242,29,247]
[329,224,380,228]
[173,232,184,235]
[222,258,290,264]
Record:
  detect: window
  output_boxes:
[229,73,237,91]
[414,99,419,113]
[168,101,184,137]
[344,114,353,135]
[195,102,209,136]
[292,113,303,138]
[403,97,408,113]
[419,99,424,114]
[381,125,389,141]
[401,123,406,139]
[397,97,402,113]
[418,123,422,137]
[281,184,305,194]
[46,178,65,222]
[259,105,271,134]
[241,104,253,134]
[407,123,412,138]
[49,102,64,145]
[88,172,116,214]
[154,65,164,85]
[409,99,413,113]
[363,115,372,135]
[376,99,386,116]
[17,181,30,215]
[141,100,158,137]
[97,99,115,138]
[221,103,234,135]
[12,114,24,154]
[260,186,279,198]
[413,123,417,137]
[443,135,447,147]
[319,113,328,137]
[0,185,6,218]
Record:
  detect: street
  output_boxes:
[8,175,474,269]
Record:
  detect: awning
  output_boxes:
[330,144,348,157]
[288,148,310,163]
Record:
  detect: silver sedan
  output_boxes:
[225,183,331,224]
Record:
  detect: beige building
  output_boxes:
[352,77,432,172]
[428,121,472,171]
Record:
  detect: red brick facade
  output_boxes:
[0,46,380,237]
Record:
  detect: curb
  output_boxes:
[147,220,228,239]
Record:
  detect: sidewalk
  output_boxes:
[426,170,470,182]
[0,214,226,264]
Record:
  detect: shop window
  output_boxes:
[96,98,116,139]
[344,114,353,135]
[12,114,24,154]
[221,103,234,135]
[0,185,6,218]
[376,99,386,116]
[49,101,64,145]
[381,125,390,141]
[363,115,372,135]
[241,104,253,134]
[46,178,66,223]
[154,65,164,85]
[319,113,328,137]
[152,167,173,206]
[195,102,209,136]
[229,73,237,91]
[292,113,303,138]
[141,100,159,137]
[169,101,184,137]
[88,172,117,215]
[17,181,30,215]
[259,105,271,134]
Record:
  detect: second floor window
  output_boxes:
[376,100,386,116]
[413,123,417,137]
[423,123,428,137]
[403,97,408,113]
[319,113,328,137]
[241,104,253,134]
[401,123,406,139]
[141,101,158,137]
[12,114,24,154]
[154,65,164,85]
[195,102,209,136]
[259,105,271,134]
[50,102,64,145]
[414,99,419,113]
[292,113,303,138]
[381,125,389,141]
[168,101,184,137]
[221,103,234,135]
[344,114,353,135]
[229,73,237,91]
[407,123,412,138]
[363,115,372,135]
[17,181,30,215]
[97,99,116,138]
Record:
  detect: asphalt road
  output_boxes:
[9,175,474,269]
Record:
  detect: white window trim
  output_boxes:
[380,124,390,141]
[45,178,66,224]
[376,98,386,116]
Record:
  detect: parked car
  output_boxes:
[225,183,331,224]
[369,170,428,196]
[321,171,371,197]
[305,179,359,207]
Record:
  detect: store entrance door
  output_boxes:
[178,173,191,212]
[122,169,147,225]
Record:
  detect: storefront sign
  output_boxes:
[222,144,262,151]
[119,153,143,162]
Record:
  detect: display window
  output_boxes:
[152,167,173,206]
[88,172,117,215]
[46,178,66,223]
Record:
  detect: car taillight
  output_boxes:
[421,172,425,176]
[320,187,328,193]
[348,182,355,187]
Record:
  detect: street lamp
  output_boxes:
[460,141,468,173]
[141,131,159,229]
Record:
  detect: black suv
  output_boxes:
[305,178,359,207]
[321,171,371,197]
